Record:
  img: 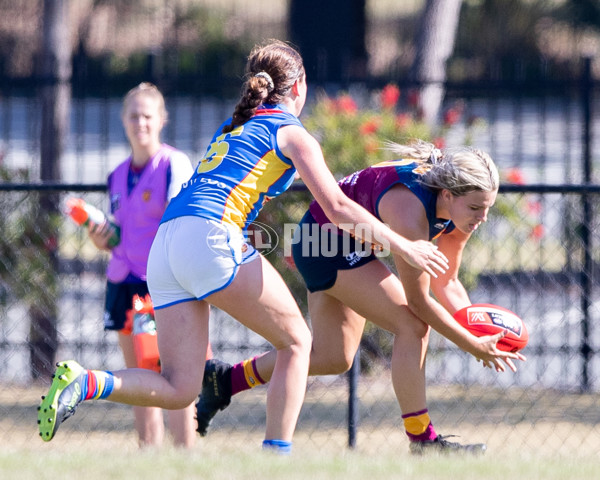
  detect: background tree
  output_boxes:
[29,0,71,379]
[410,0,463,126]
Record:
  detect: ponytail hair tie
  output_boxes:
[429,148,443,163]
[254,71,274,92]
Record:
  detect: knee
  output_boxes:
[395,306,430,340]
[284,322,313,358]
[310,350,354,375]
[327,356,354,375]
[159,370,201,409]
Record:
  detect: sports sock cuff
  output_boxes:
[403,409,432,436]
[262,439,292,454]
[85,370,115,400]
[242,358,265,388]
[401,408,429,419]
[250,357,266,384]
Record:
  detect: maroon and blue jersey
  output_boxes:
[308,159,455,240]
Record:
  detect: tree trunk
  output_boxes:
[31,0,71,379]
[411,0,463,127]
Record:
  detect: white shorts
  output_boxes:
[147,216,258,309]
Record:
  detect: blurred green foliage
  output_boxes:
[0,165,60,308]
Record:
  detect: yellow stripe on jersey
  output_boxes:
[371,159,414,168]
[222,150,291,229]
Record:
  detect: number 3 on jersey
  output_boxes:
[196,126,243,174]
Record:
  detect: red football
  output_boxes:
[453,303,528,352]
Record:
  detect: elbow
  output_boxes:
[320,197,354,227]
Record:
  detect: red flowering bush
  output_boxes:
[302,85,486,178]
[499,168,545,242]
[301,88,545,281]
[264,86,543,310]
[302,85,433,175]
[381,84,400,109]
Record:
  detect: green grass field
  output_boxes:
[2,442,599,480]
[2,377,599,479]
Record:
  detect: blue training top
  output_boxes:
[162,104,303,232]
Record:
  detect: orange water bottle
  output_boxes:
[65,197,121,248]
[131,294,161,372]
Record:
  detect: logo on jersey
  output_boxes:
[110,193,121,213]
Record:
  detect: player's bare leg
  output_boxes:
[39,300,210,442]
[118,332,165,448]
[328,263,486,454]
[119,334,196,448]
[206,254,311,451]
[237,261,486,454]
[166,402,197,448]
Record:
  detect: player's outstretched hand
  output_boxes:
[402,240,449,278]
[475,331,527,373]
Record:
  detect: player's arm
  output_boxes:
[429,227,472,315]
[378,185,476,352]
[277,125,448,277]
[379,185,520,371]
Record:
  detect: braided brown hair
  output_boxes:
[223,39,305,134]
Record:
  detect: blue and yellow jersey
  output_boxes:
[162,104,302,232]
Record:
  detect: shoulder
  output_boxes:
[164,148,193,193]
[277,124,318,160]
[378,184,429,239]
[379,183,421,209]
[161,147,191,172]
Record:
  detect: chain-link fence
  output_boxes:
[1,0,600,458]
[1,85,599,455]
[0,183,599,456]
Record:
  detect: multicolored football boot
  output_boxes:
[38,360,85,442]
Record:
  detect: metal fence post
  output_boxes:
[580,57,594,392]
[348,348,360,448]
